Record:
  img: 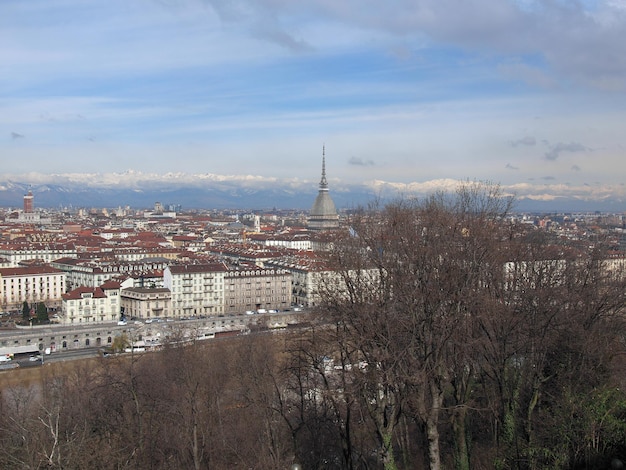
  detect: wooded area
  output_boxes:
[2,183,626,469]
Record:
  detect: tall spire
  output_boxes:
[309,144,338,231]
[319,145,328,190]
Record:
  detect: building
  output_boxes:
[120,287,172,320]
[61,285,121,324]
[164,263,227,318]
[269,253,330,307]
[5,190,52,225]
[51,258,166,291]
[247,230,312,250]
[23,190,33,213]
[224,267,292,314]
[308,147,339,231]
[0,265,66,311]
[0,242,77,267]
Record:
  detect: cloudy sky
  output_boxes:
[2,0,626,203]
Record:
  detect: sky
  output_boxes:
[2,0,626,204]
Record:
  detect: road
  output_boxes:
[13,347,103,368]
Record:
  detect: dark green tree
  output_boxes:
[21,300,30,323]
[36,302,48,323]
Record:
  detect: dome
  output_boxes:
[310,191,337,218]
[308,147,339,231]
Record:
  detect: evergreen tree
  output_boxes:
[21,301,30,323]
[36,303,48,323]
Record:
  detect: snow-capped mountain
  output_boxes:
[0,172,625,212]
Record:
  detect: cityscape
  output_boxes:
[4,0,626,468]
[3,159,626,327]
[0,173,626,468]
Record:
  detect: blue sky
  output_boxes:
[3,0,626,204]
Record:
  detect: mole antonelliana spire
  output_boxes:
[308,146,339,231]
[320,145,328,189]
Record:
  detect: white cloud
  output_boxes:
[2,0,626,201]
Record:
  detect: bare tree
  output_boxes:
[317,182,515,470]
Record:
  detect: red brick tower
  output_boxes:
[23,190,34,213]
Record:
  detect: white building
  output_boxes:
[51,258,166,291]
[247,232,312,250]
[61,284,121,324]
[164,263,227,318]
[0,265,66,311]
[0,243,77,267]
[120,287,172,320]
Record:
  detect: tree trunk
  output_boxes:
[426,382,444,470]
[452,406,470,470]
[381,429,398,470]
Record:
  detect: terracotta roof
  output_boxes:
[62,286,107,300]
[100,280,122,290]
[0,266,64,276]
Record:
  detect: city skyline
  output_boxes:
[3,0,626,207]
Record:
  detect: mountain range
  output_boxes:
[0,172,625,213]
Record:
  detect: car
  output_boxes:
[245,310,255,315]
[29,355,41,362]
[117,320,127,326]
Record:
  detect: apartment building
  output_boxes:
[51,258,167,290]
[0,265,66,311]
[247,231,312,250]
[120,287,172,320]
[224,267,292,314]
[61,285,120,324]
[164,263,227,318]
[0,242,77,267]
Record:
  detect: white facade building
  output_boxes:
[121,287,172,320]
[61,285,120,324]
[164,263,227,318]
[0,266,66,311]
[0,244,78,267]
